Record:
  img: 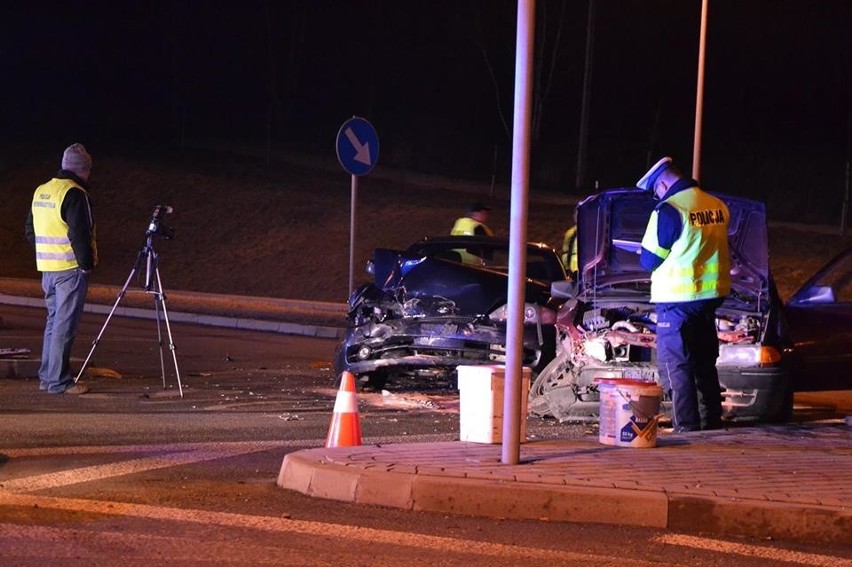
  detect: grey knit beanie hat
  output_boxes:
[61,143,92,175]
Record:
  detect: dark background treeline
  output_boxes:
[2,0,851,225]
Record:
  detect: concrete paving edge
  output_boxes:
[277,446,852,544]
[1,280,345,378]
[0,286,345,340]
[276,449,669,529]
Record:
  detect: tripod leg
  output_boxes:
[153,286,167,390]
[145,244,167,390]
[74,264,138,383]
[154,265,184,398]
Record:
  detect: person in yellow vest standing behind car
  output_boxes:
[450,202,494,264]
[637,156,730,432]
[451,202,494,237]
[24,143,98,395]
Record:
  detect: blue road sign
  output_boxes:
[336,116,379,176]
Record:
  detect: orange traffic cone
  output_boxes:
[325,371,362,447]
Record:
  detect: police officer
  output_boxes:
[451,202,494,236]
[24,143,98,395]
[637,157,730,432]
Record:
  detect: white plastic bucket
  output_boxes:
[598,379,662,448]
[457,365,530,444]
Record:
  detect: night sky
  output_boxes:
[3,1,851,222]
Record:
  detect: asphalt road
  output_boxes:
[2,305,851,565]
[0,305,594,446]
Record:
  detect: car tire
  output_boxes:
[331,370,386,391]
[363,370,388,391]
[331,346,347,388]
[770,387,794,423]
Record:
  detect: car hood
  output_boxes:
[576,187,769,298]
[369,248,551,316]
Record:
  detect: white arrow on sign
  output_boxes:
[344,127,372,166]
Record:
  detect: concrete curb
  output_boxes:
[277,439,852,545]
[0,278,347,340]
[277,448,670,528]
[1,280,346,378]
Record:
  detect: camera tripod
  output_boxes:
[74,234,184,397]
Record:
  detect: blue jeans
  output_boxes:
[656,298,724,432]
[39,268,89,393]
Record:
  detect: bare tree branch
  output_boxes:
[537,0,567,137]
[472,0,511,140]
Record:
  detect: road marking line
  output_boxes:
[1,442,290,493]
[1,440,296,458]
[652,534,852,567]
[4,453,207,492]
[0,493,667,564]
[0,434,447,459]
[0,435,458,493]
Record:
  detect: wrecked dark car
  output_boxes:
[333,236,567,389]
[528,187,793,423]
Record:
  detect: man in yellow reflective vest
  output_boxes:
[450,202,494,264]
[638,157,730,432]
[450,201,494,237]
[24,143,98,395]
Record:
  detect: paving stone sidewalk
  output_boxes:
[278,424,852,545]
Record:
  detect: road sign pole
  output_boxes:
[349,174,358,296]
[336,116,379,300]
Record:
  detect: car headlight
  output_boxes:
[489,303,556,325]
[717,344,783,366]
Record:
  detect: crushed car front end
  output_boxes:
[528,188,792,423]
[334,237,564,388]
[337,294,554,379]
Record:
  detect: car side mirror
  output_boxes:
[550,279,577,299]
[793,285,835,304]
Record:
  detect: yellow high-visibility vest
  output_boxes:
[561,225,578,272]
[32,178,96,271]
[450,216,493,237]
[641,188,730,302]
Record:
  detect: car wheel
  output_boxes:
[528,352,573,417]
[331,345,347,383]
[363,370,388,391]
[769,386,794,423]
[533,325,557,373]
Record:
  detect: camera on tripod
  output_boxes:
[77,203,185,397]
[146,204,175,239]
